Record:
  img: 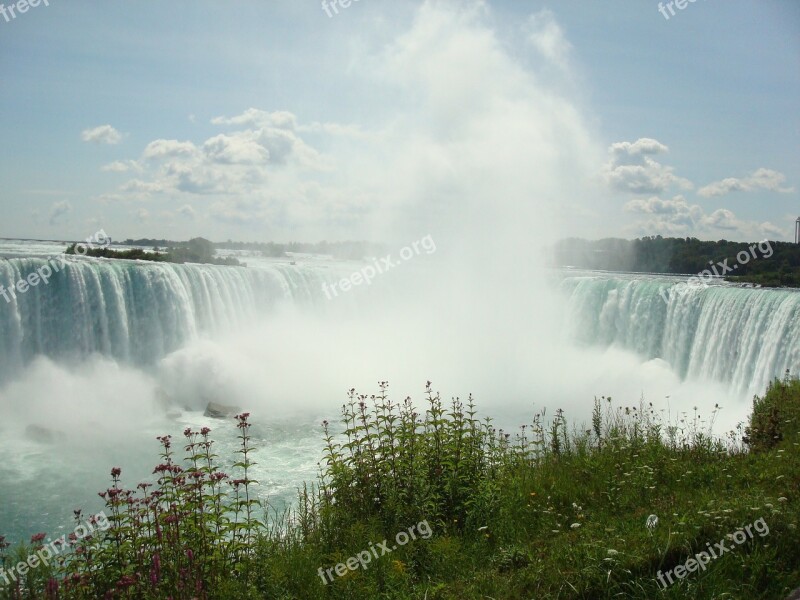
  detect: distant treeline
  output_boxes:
[69,237,241,266]
[553,236,800,287]
[122,239,388,260]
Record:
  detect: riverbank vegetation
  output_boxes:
[1,375,798,599]
[66,237,242,267]
[554,236,800,287]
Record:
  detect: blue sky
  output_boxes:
[0,0,797,243]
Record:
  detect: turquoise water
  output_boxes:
[0,246,797,544]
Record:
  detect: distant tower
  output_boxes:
[796,217,800,244]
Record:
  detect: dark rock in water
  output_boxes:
[204,402,241,419]
[25,425,64,444]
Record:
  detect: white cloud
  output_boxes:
[142,140,199,160]
[609,138,669,157]
[527,9,572,70]
[698,168,794,197]
[81,125,123,145]
[624,195,702,232]
[203,134,270,165]
[211,109,297,131]
[102,160,141,173]
[604,138,692,195]
[625,195,785,239]
[93,2,606,242]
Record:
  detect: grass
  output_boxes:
[1,375,798,599]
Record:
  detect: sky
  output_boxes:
[0,0,798,244]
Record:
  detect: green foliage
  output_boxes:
[318,382,504,540]
[2,378,799,599]
[554,236,800,287]
[745,370,800,452]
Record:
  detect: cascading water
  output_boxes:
[0,256,340,382]
[0,253,797,544]
[2,258,797,397]
[560,272,800,397]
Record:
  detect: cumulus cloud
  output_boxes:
[94,2,605,241]
[202,134,269,165]
[120,179,169,195]
[698,168,794,197]
[102,160,141,173]
[604,138,692,195]
[624,195,702,232]
[111,107,327,207]
[81,125,123,145]
[211,109,297,131]
[142,140,198,160]
[48,200,72,225]
[625,195,784,239]
[609,138,669,157]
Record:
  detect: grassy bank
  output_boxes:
[2,376,799,599]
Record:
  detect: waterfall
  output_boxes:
[2,257,797,398]
[560,273,800,397]
[0,256,338,381]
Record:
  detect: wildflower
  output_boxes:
[607,549,618,556]
[646,514,659,530]
[31,532,46,544]
[111,467,122,477]
[46,578,58,595]
[116,574,137,589]
[570,523,581,529]
[778,497,788,503]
